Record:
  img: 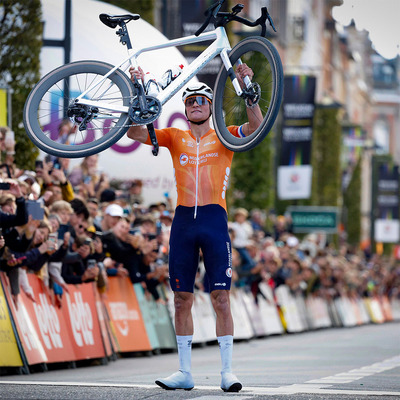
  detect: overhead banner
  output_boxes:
[278,75,316,200]
[373,160,400,243]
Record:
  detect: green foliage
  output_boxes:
[0,0,43,169]
[227,131,275,213]
[311,106,342,207]
[100,0,155,24]
[343,158,361,246]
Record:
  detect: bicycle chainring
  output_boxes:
[129,96,162,125]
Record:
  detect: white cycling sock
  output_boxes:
[176,335,193,373]
[218,335,233,373]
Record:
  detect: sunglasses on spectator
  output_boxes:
[184,96,211,107]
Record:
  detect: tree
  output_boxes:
[0,0,43,169]
[343,158,361,246]
[227,131,275,213]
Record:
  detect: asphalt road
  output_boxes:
[1,322,399,399]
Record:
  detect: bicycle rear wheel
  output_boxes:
[23,60,134,158]
[213,36,283,152]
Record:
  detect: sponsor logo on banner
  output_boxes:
[108,301,140,336]
[66,292,94,347]
[374,219,400,243]
[16,305,40,352]
[33,293,63,350]
[277,165,312,200]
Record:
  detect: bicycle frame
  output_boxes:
[75,25,248,115]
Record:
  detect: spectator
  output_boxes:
[68,198,90,239]
[100,203,124,233]
[61,235,98,284]
[68,155,109,199]
[0,181,28,229]
[229,208,256,285]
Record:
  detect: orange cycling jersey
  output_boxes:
[145,127,240,212]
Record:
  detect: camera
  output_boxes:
[0,182,10,190]
[87,259,96,269]
[35,160,43,169]
[84,237,93,246]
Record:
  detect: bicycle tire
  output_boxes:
[213,36,283,152]
[23,60,135,158]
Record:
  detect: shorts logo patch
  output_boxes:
[180,153,189,166]
[226,267,232,278]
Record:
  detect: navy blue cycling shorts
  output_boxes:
[169,204,233,293]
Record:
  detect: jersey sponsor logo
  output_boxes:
[187,141,194,147]
[204,140,216,147]
[226,267,233,278]
[215,282,227,287]
[179,153,189,166]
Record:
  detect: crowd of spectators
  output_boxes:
[0,123,399,311]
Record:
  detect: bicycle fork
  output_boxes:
[220,49,255,101]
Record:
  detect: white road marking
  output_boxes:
[1,380,400,397]
[1,355,400,397]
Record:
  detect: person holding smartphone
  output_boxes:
[0,181,28,229]
[61,235,98,284]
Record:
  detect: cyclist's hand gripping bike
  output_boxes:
[23,0,283,158]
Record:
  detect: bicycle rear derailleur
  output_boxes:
[67,103,98,131]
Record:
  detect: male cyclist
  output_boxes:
[127,64,262,392]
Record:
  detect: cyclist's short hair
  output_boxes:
[182,82,213,103]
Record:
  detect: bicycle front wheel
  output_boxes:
[213,36,283,152]
[23,60,134,158]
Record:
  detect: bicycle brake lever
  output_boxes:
[266,11,277,32]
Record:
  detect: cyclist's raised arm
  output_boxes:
[127,124,149,143]
[236,64,263,136]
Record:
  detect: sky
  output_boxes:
[332,0,400,60]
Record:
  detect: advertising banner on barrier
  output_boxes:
[134,284,177,351]
[0,275,23,367]
[62,283,105,360]
[103,277,151,352]
[94,289,116,357]
[1,272,75,365]
[1,273,107,365]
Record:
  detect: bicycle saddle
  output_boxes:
[99,13,140,29]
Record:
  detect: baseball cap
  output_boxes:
[105,203,123,217]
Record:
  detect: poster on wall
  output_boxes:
[277,75,316,200]
[373,161,399,243]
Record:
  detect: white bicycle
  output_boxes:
[23,0,283,158]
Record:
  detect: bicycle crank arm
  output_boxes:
[147,123,159,156]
